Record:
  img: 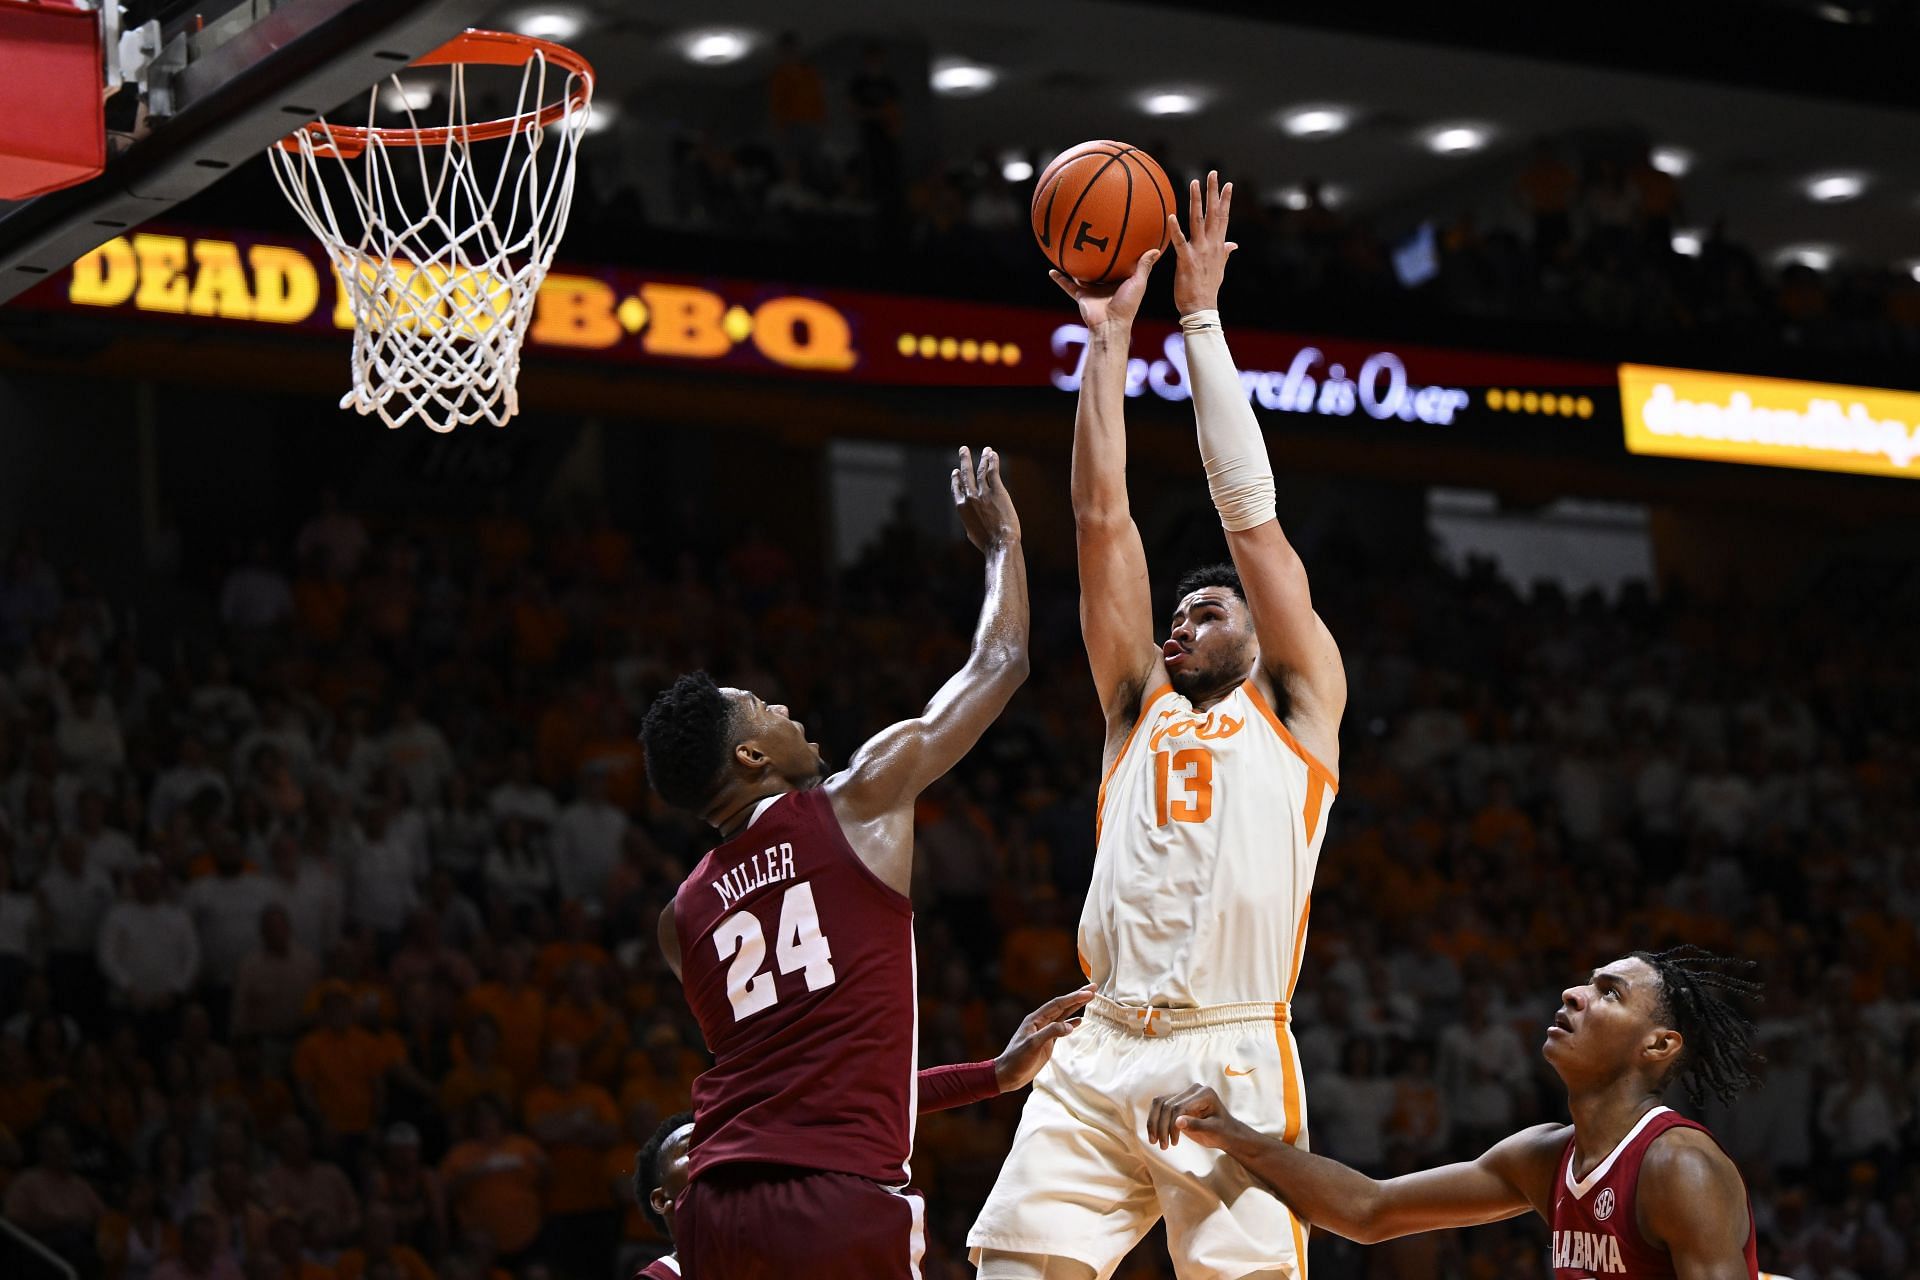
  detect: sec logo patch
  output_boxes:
[1594,1187,1616,1221]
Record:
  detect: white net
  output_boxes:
[268,42,590,432]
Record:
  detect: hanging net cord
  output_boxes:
[269,53,588,432]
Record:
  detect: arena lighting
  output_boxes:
[930,59,997,96]
[1140,90,1203,117]
[1909,261,1920,283]
[1279,106,1351,138]
[1274,183,1344,210]
[1777,245,1835,271]
[1671,230,1703,257]
[678,29,753,66]
[378,82,435,112]
[506,7,587,42]
[1425,124,1489,155]
[572,102,616,135]
[1650,146,1693,177]
[1000,154,1034,182]
[1805,172,1866,203]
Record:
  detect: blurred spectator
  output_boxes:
[365,1123,446,1260]
[550,768,625,910]
[4,1123,105,1274]
[260,1116,358,1248]
[292,983,387,1164]
[230,904,321,1041]
[96,858,197,1044]
[439,1096,547,1266]
[149,1213,242,1280]
[522,1043,619,1278]
[332,1203,432,1280]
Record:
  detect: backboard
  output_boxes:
[0,0,494,305]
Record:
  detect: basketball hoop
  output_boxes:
[268,30,594,432]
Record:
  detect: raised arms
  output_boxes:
[826,446,1030,894]
[1145,1085,1557,1245]
[1051,251,1169,740]
[1169,174,1347,770]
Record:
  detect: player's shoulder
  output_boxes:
[1640,1123,1743,1196]
[1495,1121,1573,1166]
[1485,1122,1572,1211]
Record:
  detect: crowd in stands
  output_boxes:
[0,475,1916,1280]
[559,38,1920,370]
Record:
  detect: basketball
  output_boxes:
[1030,140,1178,284]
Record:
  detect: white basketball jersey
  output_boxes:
[1078,681,1336,1009]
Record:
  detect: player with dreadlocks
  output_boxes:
[1146,947,1766,1278]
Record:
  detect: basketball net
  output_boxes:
[268,36,591,432]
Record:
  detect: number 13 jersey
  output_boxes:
[1081,681,1337,1010]
[674,788,917,1186]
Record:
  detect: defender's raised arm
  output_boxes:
[826,446,1029,893]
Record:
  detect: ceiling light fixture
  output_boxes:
[1778,245,1835,271]
[1140,90,1203,117]
[572,102,617,135]
[930,58,998,96]
[1805,172,1866,203]
[1650,146,1693,177]
[1671,230,1703,257]
[1001,154,1034,183]
[1280,106,1351,138]
[1425,124,1490,155]
[380,82,435,113]
[678,28,753,66]
[508,7,587,42]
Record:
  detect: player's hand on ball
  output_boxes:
[1148,1084,1238,1150]
[952,446,1021,552]
[994,984,1096,1093]
[1048,245,1161,331]
[1169,170,1237,317]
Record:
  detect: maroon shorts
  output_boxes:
[677,1163,925,1279]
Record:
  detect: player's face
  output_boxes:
[725,688,828,785]
[1544,956,1668,1076]
[1164,589,1256,698]
[650,1123,694,1240]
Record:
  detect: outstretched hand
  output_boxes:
[1169,170,1237,317]
[1146,1084,1246,1150]
[994,984,1096,1092]
[1049,246,1162,330]
[952,445,1021,553]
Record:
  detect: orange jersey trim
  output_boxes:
[1286,895,1312,1004]
[1243,680,1339,794]
[1275,1004,1303,1145]
[1094,684,1175,844]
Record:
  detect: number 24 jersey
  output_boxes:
[673,788,918,1186]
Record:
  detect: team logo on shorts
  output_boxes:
[1593,1187,1616,1221]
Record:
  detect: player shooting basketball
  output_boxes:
[644,445,1028,1279]
[969,173,1345,1280]
[1147,948,1767,1280]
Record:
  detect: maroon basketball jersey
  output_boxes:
[673,788,916,1186]
[1550,1107,1758,1278]
[635,1257,678,1280]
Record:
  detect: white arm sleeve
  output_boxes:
[1180,309,1276,533]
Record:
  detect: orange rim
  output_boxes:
[276,29,594,159]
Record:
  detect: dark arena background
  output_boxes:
[2,1,1920,1278]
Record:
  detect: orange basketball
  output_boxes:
[1030,140,1178,284]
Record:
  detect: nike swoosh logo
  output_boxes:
[1224,1066,1256,1077]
